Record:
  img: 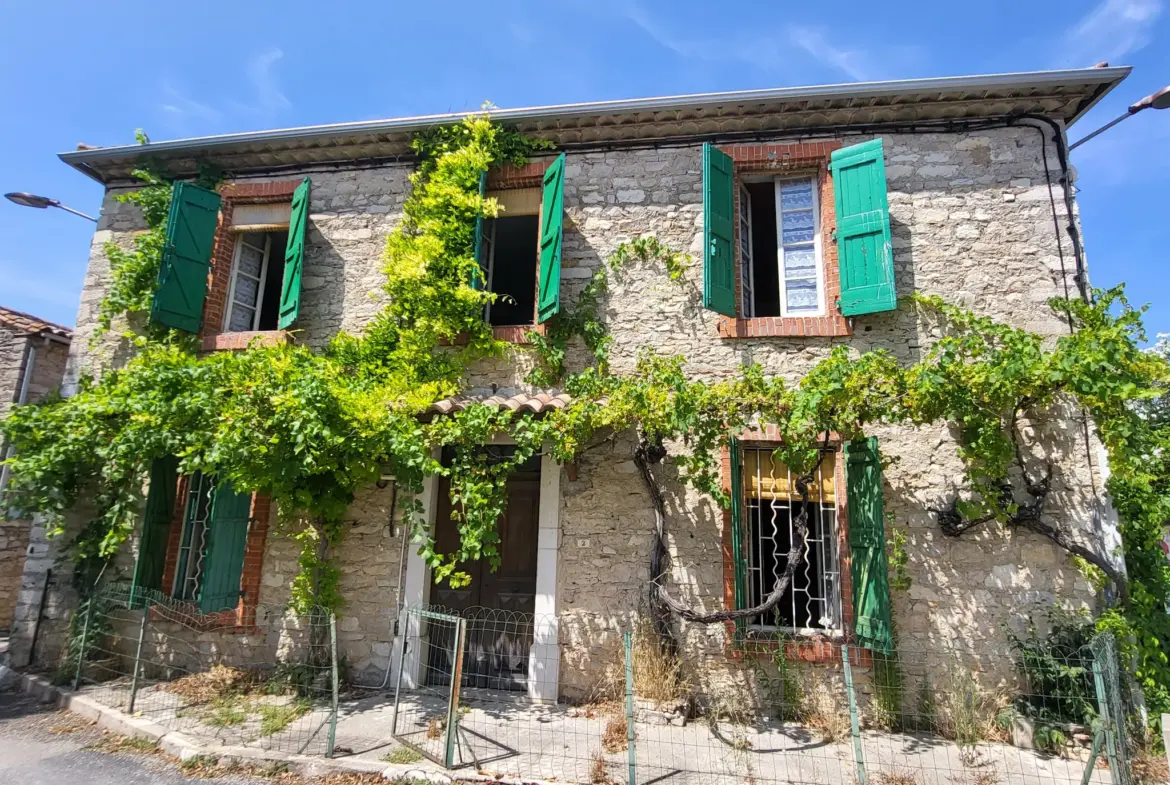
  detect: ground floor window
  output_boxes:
[171,473,254,613]
[741,447,841,632]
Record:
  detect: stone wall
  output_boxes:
[47,125,1106,707]
[1,330,70,635]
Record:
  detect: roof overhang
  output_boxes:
[60,67,1131,185]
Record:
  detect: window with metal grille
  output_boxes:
[173,472,216,602]
[742,447,841,632]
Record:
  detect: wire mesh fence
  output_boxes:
[60,588,1142,785]
[381,606,1139,785]
[68,582,340,757]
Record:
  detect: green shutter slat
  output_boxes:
[830,139,896,317]
[845,436,894,652]
[471,170,488,290]
[729,437,747,639]
[197,483,252,614]
[151,182,221,332]
[278,177,311,330]
[537,153,566,323]
[130,457,178,608]
[702,143,736,316]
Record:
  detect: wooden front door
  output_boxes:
[428,465,540,691]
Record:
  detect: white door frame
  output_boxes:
[393,442,561,703]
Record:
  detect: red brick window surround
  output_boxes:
[199,180,302,352]
[720,426,853,662]
[482,158,555,344]
[157,474,270,631]
[716,142,852,339]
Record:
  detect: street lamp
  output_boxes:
[1069,85,1170,151]
[4,191,97,222]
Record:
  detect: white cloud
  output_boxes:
[787,25,872,82]
[246,48,291,113]
[158,81,222,123]
[1059,0,1162,66]
[620,4,886,83]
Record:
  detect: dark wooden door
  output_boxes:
[428,474,539,690]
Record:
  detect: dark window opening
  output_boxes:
[226,230,287,332]
[486,215,539,326]
[744,181,780,318]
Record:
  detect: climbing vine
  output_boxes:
[3,113,1170,715]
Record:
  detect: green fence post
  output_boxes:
[71,597,94,692]
[1090,634,1131,785]
[444,617,467,769]
[327,610,340,758]
[127,599,151,714]
[842,644,868,785]
[624,629,637,785]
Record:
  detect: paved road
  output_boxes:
[0,687,265,785]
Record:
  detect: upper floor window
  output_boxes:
[480,188,540,327]
[739,176,824,319]
[225,230,289,332]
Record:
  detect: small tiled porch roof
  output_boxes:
[424,389,572,420]
[0,305,73,341]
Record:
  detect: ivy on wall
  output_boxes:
[3,114,1170,714]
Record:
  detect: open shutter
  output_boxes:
[278,177,311,330]
[129,457,178,607]
[703,143,736,316]
[471,170,489,290]
[151,181,221,333]
[830,139,895,316]
[728,437,748,639]
[197,483,252,614]
[845,436,894,652]
[537,153,566,323]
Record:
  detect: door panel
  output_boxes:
[428,474,540,691]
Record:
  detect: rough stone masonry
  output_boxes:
[30,125,1108,710]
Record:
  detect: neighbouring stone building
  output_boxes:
[0,306,71,636]
[13,67,1131,711]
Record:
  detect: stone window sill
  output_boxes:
[148,601,260,634]
[717,315,851,339]
[202,330,290,352]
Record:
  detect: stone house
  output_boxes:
[14,66,1131,708]
[0,306,71,636]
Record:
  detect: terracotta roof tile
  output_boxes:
[425,389,571,419]
[0,305,73,340]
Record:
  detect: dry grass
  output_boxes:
[874,771,923,785]
[1132,751,1170,785]
[425,716,444,740]
[589,749,615,784]
[601,617,689,706]
[48,712,94,735]
[601,715,629,753]
[85,731,160,755]
[802,672,849,742]
[160,664,259,704]
[953,768,1001,785]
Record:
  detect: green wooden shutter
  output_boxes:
[703,143,736,316]
[151,181,221,332]
[278,177,311,330]
[471,170,488,290]
[129,456,178,608]
[830,139,896,316]
[197,483,253,614]
[537,153,566,323]
[845,436,894,652]
[728,437,747,640]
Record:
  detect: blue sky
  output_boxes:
[2,0,1167,336]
